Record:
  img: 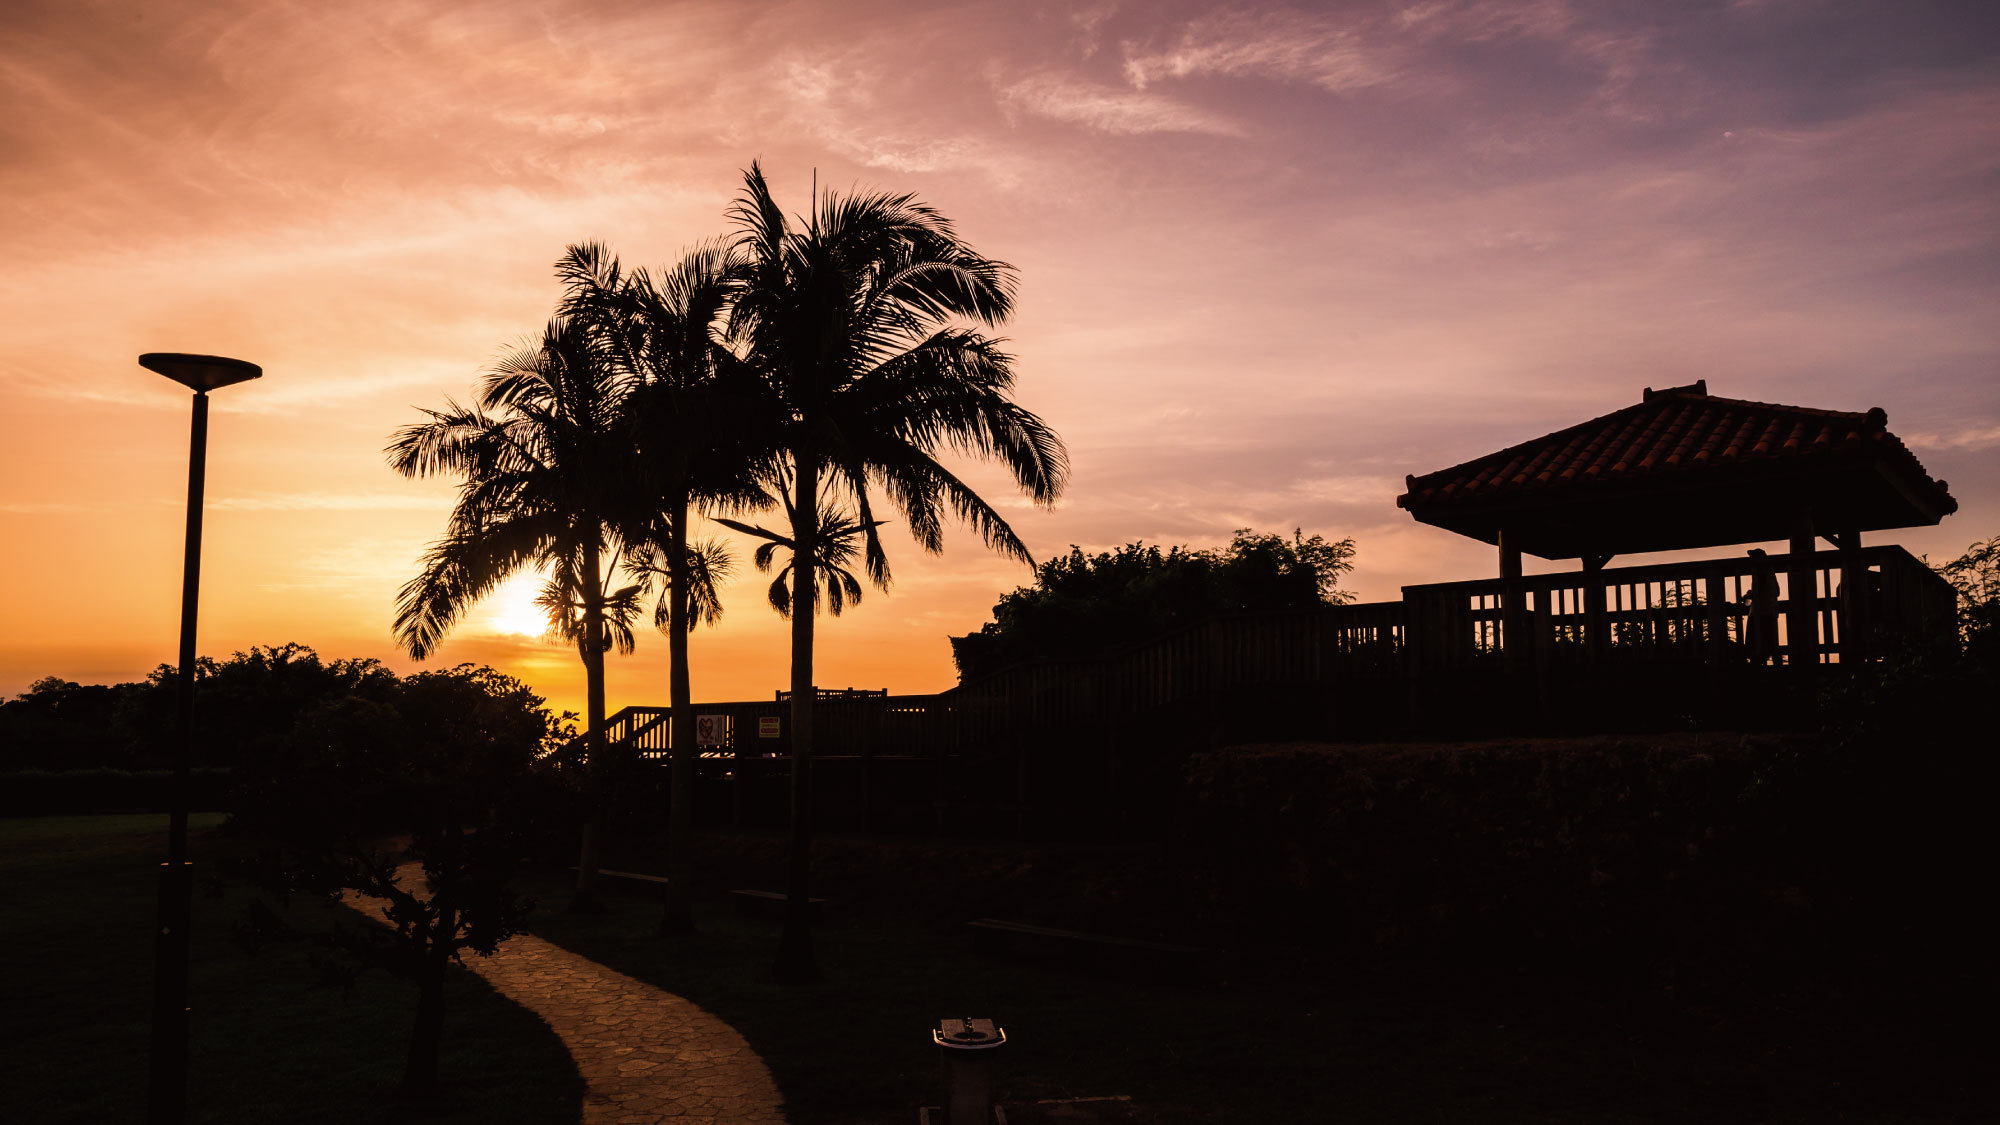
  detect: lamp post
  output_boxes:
[140,352,260,1125]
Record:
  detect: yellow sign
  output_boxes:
[758,716,781,739]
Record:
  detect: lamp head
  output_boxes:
[140,352,262,392]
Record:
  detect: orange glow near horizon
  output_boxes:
[2,1,1995,722]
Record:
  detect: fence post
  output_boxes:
[1786,516,1819,671]
[1401,586,1429,730]
[1499,531,1529,726]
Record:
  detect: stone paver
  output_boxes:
[344,875,787,1123]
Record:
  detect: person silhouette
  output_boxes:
[1742,549,1781,665]
[1838,564,1884,660]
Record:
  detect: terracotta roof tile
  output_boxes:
[1398,382,1950,510]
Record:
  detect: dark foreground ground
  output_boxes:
[551,825,1994,1124]
[5,814,1992,1123]
[1,815,583,1124]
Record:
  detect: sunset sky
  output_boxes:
[3,0,1995,719]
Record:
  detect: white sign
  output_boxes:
[695,714,727,747]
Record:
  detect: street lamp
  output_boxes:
[140,352,260,1125]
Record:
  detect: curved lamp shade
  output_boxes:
[139,352,262,392]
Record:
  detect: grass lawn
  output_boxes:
[1,814,582,1124]
[521,831,1991,1124]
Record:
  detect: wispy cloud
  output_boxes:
[1114,1,1667,122]
[1903,424,2000,453]
[766,52,1027,177]
[997,72,1244,136]
[1071,4,1120,60]
[0,501,90,515]
[253,536,424,593]
[211,492,449,512]
[0,362,470,417]
[1120,8,1395,93]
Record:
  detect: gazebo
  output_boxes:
[1393,382,1959,702]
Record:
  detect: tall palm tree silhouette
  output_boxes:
[387,316,637,906]
[726,163,1069,982]
[557,241,772,933]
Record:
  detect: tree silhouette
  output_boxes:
[386,317,637,906]
[950,529,1358,681]
[1938,533,2000,665]
[715,466,887,620]
[243,663,563,1099]
[725,162,1068,981]
[556,240,772,934]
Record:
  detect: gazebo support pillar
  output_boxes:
[1582,554,1611,668]
[1498,530,1547,723]
[1499,531,1524,657]
[1833,527,1869,663]
[1787,513,1818,668]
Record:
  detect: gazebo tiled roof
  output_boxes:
[1396,381,1958,559]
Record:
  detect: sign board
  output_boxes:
[695,714,726,747]
[758,716,781,739]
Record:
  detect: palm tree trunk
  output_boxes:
[775,453,819,984]
[574,535,609,909]
[663,495,696,934]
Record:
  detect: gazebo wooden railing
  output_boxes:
[1403,543,1958,672]
[603,545,1955,764]
[592,545,1957,831]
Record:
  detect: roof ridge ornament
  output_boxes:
[1641,379,1707,402]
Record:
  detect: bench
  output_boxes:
[730,888,828,921]
[966,918,1211,982]
[597,868,670,885]
[571,866,671,888]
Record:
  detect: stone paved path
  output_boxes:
[344,876,787,1124]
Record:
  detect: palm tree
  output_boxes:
[386,316,637,907]
[726,163,1069,982]
[557,241,772,933]
[715,467,888,620]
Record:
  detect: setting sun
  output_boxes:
[477,572,558,642]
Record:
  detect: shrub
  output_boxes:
[0,767,233,815]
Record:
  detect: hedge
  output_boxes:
[1182,732,1977,993]
[1,768,234,815]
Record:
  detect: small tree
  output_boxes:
[243,663,567,1098]
[1937,534,2000,666]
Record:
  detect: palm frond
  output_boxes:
[389,314,639,663]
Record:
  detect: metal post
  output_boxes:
[150,389,207,1125]
[934,1017,1005,1125]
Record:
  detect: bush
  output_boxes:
[952,528,1357,680]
